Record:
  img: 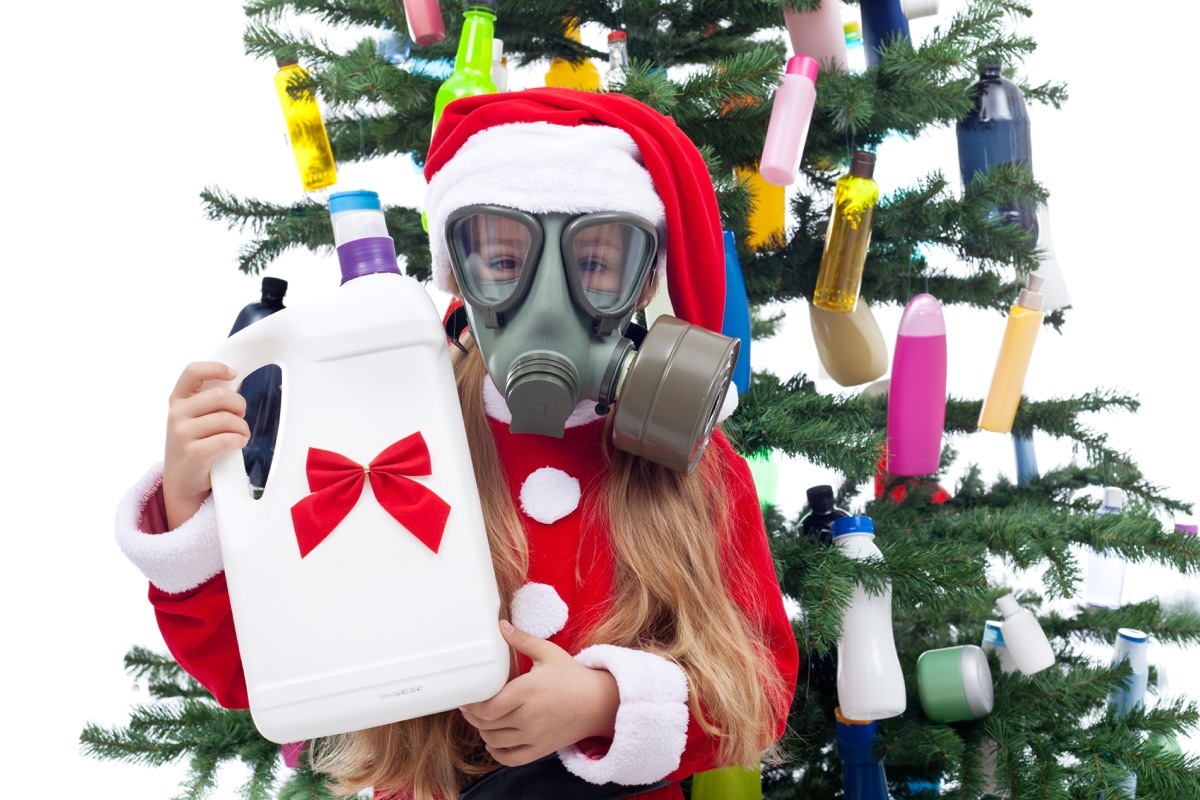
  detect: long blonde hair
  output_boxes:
[311,333,789,799]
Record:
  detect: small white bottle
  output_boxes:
[995,594,1055,676]
[604,30,629,91]
[1108,628,1148,799]
[833,515,906,720]
[1087,487,1128,610]
[760,55,819,186]
[490,38,507,92]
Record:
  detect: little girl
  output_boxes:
[117,88,798,800]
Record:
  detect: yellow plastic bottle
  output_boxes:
[274,57,338,192]
[545,20,601,91]
[736,164,786,251]
[812,151,879,313]
[978,272,1046,433]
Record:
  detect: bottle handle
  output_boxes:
[203,318,285,523]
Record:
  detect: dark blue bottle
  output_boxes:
[229,277,288,494]
[835,710,891,799]
[956,61,1038,238]
[859,0,910,68]
[720,230,752,395]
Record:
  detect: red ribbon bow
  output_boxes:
[290,432,451,558]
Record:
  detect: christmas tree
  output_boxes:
[82,0,1200,798]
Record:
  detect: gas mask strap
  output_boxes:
[444,303,470,353]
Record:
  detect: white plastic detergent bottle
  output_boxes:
[206,189,509,744]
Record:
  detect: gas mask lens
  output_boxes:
[446,207,657,329]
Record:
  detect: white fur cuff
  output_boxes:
[557,644,689,786]
[114,464,224,594]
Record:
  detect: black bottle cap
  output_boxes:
[979,60,1003,77]
[849,151,875,179]
[261,276,288,302]
[275,56,298,69]
[806,485,835,511]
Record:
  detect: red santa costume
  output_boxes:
[116,88,798,799]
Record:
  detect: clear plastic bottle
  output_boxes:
[228,277,288,494]
[956,61,1037,238]
[603,30,629,91]
[545,20,601,91]
[760,55,819,187]
[812,151,879,313]
[274,57,338,192]
[834,515,906,720]
[1087,487,1128,609]
[432,1,498,134]
[978,272,1045,433]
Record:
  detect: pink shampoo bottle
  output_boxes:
[761,55,820,187]
[886,293,946,475]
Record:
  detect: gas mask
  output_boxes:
[445,204,739,474]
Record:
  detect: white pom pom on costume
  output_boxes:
[519,467,582,525]
[511,582,570,639]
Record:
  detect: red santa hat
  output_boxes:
[423,87,726,334]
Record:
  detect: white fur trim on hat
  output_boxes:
[519,467,582,525]
[557,644,690,786]
[115,464,224,594]
[425,122,667,294]
[511,582,569,639]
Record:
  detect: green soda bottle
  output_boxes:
[432,0,498,134]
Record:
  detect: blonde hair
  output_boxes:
[311,333,788,799]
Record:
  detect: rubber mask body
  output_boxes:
[466,215,637,437]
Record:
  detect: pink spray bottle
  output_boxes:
[886,293,946,476]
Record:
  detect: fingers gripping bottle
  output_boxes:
[833,515,906,720]
[205,189,508,744]
[812,151,879,313]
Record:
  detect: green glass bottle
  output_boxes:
[432,0,498,134]
[812,151,879,313]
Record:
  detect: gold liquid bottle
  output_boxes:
[978,272,1045,433]
[545,20,601,91]
[812,151,879,313]
[274,57,338,192]
[736,164,786,251]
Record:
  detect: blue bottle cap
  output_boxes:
[1117,628,1148,644]
[831,515,874,537]
[329,190,382,214]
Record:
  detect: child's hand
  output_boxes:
[163,361,250,529]
[459,620,620,767]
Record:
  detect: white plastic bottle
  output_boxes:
[995,593,1055,676]
[1087,487,1128,610]
[833,515,906,720]
[490,38,507,92]
[1107,628,1148,799]
[760,55,819,186]
[206,189,509,744]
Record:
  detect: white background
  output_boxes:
[1,0,1196,795]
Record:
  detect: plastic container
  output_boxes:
[1013,432,1039,485]
[978,621,1013,795]
[603,30,629,91]
[720,230,752,395]
[545,20,601,91]
[844,21,866,74]
[812,151,879,313]
[1033,203,1070,312]
[490,39,507,92]
[432,1,498,134]
[800,484,851,545]
[691,765,762,800]
[834,515,906,720]
[782,0,848,73]
[736,164,786,251]
[229,277,288,493]
[274,58,338,192]
[205,190,508,744]
[809,298,888,387]
[956,61,1037,238]
[760,55,819,186]
[1108,628,1149,718]
[978,272,1045,433]
[994,593,1055,676]
[916,644,994,723]
[886,293,946,476]
[1087,487,1128,610]
[980,619,1018,675]
[901,0,939,19]
[859,0,910,68]
[403,0,446,46]
[835,707,890,799]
